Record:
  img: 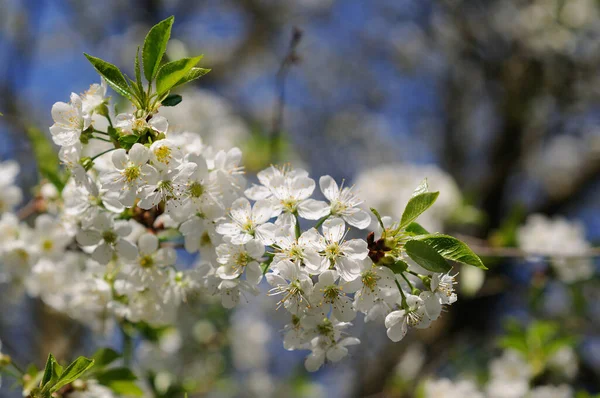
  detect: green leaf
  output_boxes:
[142,16,174,81]
[404,240,451,273]
[156,55,204,95]
[171,67,211,89]
[118,134,140,150]
[106,380,144,396]
[413,234,487,270]
[40,354,61,388]
[161,93,182,107]
[92,348,121,369]
[404,222,430,236]
[50,357,94,393]
[26,127,67,192]
[370,208,385,231]
[399,192,439,230]
[84,54,131,99]
[388,259,409,274]
[134,47,143,93]
[96,367,137,385]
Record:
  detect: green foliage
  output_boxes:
[143,16,174,81]
[404,222,430,236]
[118,134,140,150]
[162,94,182,107]
[156,55,204,96]
[171,67,211,89]
[26,127,67,191]
[399,191,440,230]
[499,319,577,377]
[33,354,94,397]
[84,54,131,99]
[404,240,451,273]
[96,367,143,396]
[84,16,209,116]
[91,348,121,368]
[388,259,409,274]
[413,234,487,270]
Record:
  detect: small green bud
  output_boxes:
[0,353,12,367]
[80,157,94,171]
[380,254,395,266]
[95,103,110,118]
[411,288,421,296]
[421,275,432,290]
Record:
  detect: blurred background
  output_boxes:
[1,0,600,397]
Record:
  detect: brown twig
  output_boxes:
[270,27,303,163]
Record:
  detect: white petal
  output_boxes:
[129,143,149,165]
[76,230,102,246]
[230,198,252,222]
[116,239,138,260]
[305,351,325,372]
[386,321,408,342]
[385,310,406,329]
[114,221,132,236]
[92,243,114,264]
[344,209,371,229]
[342,239,368,260]
[333,296,356,321]
[138,233,159,255]
[246,262,263,285]
[322,218,345,243]
[336,257,362,281]
[111,149,128,170]
[252,199,273,224]
[326,345,348,362]
[319,175,339,202]
[149,116,168,133]
[245,184,272,200]
[297,199,330,220]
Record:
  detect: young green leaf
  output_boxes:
[134,47,143,93]
[26,127,66,192]
[91,348,121,369]
[413,234,487,270]
[96,367,137,385]
[40,354,61,388]
[171,67,211,89]
[50,357,94,393]
[118,134,140,150]
[161,93,182,107]
[142,16,174,81]
[404,240,451,273]
[84,54,131,99]
[106,380,144,396]
[156,55,204,95]
[399,191,439,230]
[388,259,409,274]
[404,222,430,236]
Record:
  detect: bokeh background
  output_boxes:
[1,0,600,397]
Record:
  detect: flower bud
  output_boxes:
[0,353,12,367]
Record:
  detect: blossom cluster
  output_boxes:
[0,17,485,379]
[517,214,595,283]
[0,77,471,373]
[422,346,578,398]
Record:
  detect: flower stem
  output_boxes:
[294,213,301,239]
[91,147,117,161]
[400,272,415,292]
[93,129,109,136]
[395,279,407,308]
[314,214,330,230]
[91,136,111,143]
